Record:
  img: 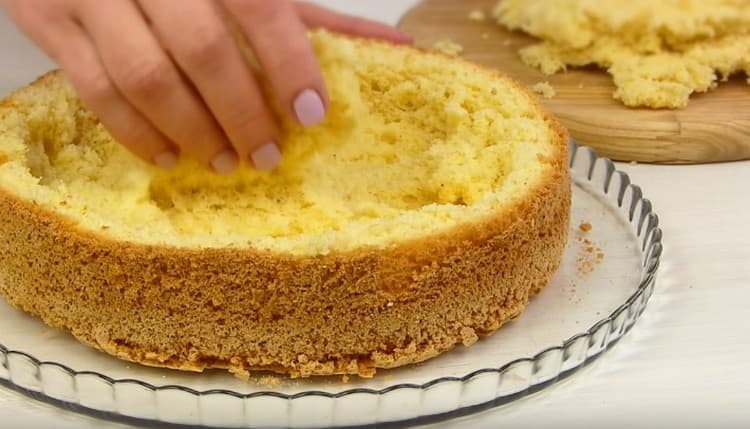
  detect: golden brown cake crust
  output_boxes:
[0,64,570,379]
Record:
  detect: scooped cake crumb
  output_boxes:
[532,81,556,99]
[433,39,464,56]
[468,10,487,22]
[494,0,750,109]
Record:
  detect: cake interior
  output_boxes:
[0,32,557,255]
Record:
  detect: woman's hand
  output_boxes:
[1,0,411,173]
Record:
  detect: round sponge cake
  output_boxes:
[0,31,570,378]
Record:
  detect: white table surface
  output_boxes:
[1,1,749,428]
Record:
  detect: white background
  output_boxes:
[1,1,749,428]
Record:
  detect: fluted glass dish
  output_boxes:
[0,143,662,428]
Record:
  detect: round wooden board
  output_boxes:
[399,0,750,164]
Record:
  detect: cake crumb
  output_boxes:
[575,235,604,276]
[579,222,593,233]
[503,39,513,46]
[433,39,464,56]
[536,152,552,163]
[468,10,486,22]
[531,81,556,99]
[481,32,490,40]
[460,327,479,346]
[341,375,351,383]
[257,375,282,388]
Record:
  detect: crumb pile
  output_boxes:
[494,0,750,109]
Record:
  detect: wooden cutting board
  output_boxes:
[399,0,750,164]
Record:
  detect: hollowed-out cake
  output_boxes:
[0,31,570,378]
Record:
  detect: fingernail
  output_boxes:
[211,149,239,175]
[251,142,282,171]
[293,89,326,127]
[154,151,178,169]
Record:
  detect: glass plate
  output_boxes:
[0,143,662,428]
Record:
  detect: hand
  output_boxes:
[1,0,411,173]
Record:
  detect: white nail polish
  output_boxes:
[251,143,282,171]
[211,150,239,175]
[293,89,326,127]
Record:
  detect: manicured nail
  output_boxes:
[211,149,239,175]
[251,142,281,171]
[154,151,178,169]
[293,89,326,127]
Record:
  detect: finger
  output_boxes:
[27,16,178,168]
[223,0,328,128]
[75,0,239,174]
[294,2,413,44]
[138,0,281,171]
